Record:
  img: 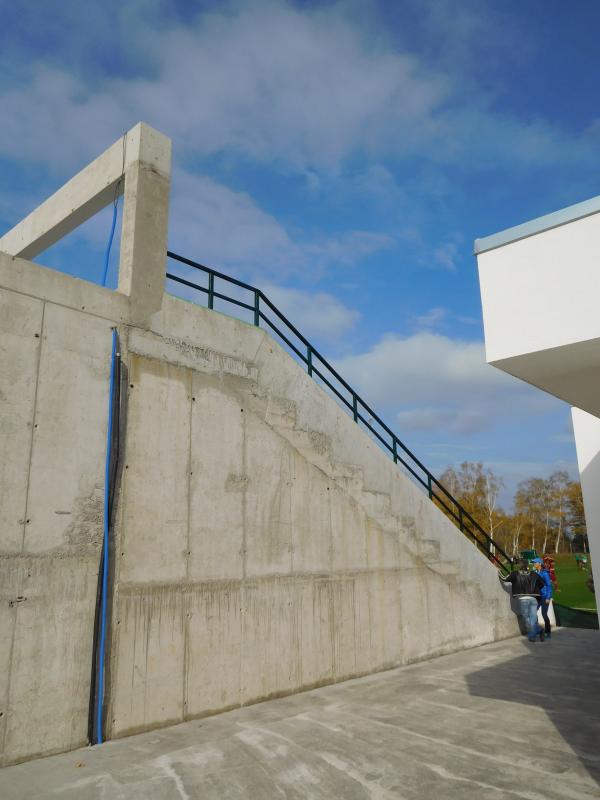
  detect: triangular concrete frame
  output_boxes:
[0,122,171,326]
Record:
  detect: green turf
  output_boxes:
[551,554,596,611]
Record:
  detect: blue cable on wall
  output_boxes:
[101,132,126,287]
[96,328,118,744]
[101,200,119,287]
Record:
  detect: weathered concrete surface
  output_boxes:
[105,319,516,741]
[117,125,171,324]
[0,284,113,766]
[0,246,517,766]
[1,629,598,800]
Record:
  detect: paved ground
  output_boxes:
[1,629,599,799]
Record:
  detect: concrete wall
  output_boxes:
[572,408,600,579]
[0,251,516,766]
[0,270,114,766]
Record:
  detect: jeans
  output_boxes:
[516,596,542,640]
[538,600,551,635]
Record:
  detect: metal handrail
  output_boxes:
[166,250,513,571]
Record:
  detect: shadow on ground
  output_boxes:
[466,629,600,788]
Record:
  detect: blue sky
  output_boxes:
[2,0,599,506]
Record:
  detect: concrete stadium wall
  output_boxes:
[0,252,516,766]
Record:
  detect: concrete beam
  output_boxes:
[0,122,171,326]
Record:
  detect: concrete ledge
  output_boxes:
[0,251,130,324]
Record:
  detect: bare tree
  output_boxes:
[550,471,570,553]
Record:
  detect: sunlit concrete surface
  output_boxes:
[0,246,515,765]
[1,629,598,800]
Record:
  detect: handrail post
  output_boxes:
[458,507,464,532]
[253,290,260,326]
[392,438,398,464]
[427,474,433,500]
[208,272,214,310]
[352,394,358,423]
[307,345,313,376]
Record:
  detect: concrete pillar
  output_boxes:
[572,407,600,582]
[117,124,171,325]
[0,122,172,327]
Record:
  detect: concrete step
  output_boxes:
[283,428,334,474]
[249,386,477,589]
[425,560,460,577]
[416,538,441,561]
[331,463,364,496]
[360,489,398,530]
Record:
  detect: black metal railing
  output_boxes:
[166,250,513,572]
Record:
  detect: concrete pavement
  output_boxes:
[1,628,598,799]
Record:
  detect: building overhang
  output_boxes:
[475,195,600,417]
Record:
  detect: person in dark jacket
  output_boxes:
[532,557,553,638]
[499,559,546,641]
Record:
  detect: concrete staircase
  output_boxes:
[239,376,503,627]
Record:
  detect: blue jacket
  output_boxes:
[539,568,553,600]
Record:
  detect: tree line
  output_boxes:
[437,462,588,557]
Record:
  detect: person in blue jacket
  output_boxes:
[532,557,553,639]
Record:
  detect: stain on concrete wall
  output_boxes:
[0,260,516,766]
[106,348,516,741]
[0,288,113,766]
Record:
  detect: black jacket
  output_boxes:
[500,570,544,598]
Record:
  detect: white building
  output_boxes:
[475,195,600,579]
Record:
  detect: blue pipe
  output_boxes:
[96,328,118,744]
[101,200,119,287]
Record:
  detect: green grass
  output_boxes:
[552,554,596,611]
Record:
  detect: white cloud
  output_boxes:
[304,230,393,267]
[3,0,599,291]
[397,407,487,436]
[261,284,361,341]
[407,306,480,335]
[433,241,458,271]
[169,171,295,273]
[335,332,561,435]
[0,4,446,173]
[5,1,592,179]
[431,109,600,169]
[397,407,454,432]
[167,170,391,280]
[0,67,125,169]
[413,307,446,330]
[1,161,390,285]
[165,267,361,343]
[456,315,479,326]
[144,5,446,172]
[486,458,579,508]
